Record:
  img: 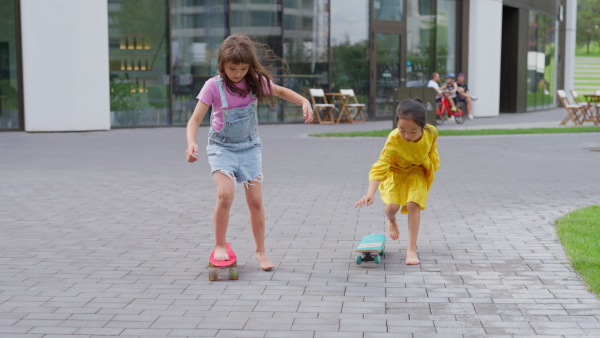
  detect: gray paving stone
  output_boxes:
[1,111,600,337]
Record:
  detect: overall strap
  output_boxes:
[215,75,229,110]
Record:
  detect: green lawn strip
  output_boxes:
[555,205,600,296]
[309,126,600,137]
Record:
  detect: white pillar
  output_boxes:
[20,0,110,132]
[468,0,503,117]
[563,0,577,94]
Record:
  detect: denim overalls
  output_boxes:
[206,75,262,185]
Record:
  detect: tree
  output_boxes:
[577,0,600,54]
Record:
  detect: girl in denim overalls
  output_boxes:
[185,35,314,271]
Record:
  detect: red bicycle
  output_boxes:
[435,95,467,125]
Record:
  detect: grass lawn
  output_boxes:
[576,43,600,57]
[555,205,600,297]
[309,126,600,137]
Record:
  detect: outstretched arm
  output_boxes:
[355,181,381,207]
[185,101,210,163]
[272,84,314,123]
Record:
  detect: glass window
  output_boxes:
[374,33,401,117]
[541,14,556,109]
[231,0,282,123]
[330,0,368,109]
[406,0,435,87]
[108,0,170,127]
[171,0,227,125]
[527,11,556,111]
[435,0,457,77]
[283,0,330,122]
[374,0,404,21]
[527,11,538,111]
[0,0,21,130]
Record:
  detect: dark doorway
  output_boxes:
[500,6,519,113]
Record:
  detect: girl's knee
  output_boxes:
[246,197,263,213]
[384,204,400,214]
[216,191,234,208]
[406,202,420,212]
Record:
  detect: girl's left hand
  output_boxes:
[302,102,314,123]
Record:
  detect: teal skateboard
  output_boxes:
[354,234,386,264]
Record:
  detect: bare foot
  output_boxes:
[406,250,420,265]
[388,218,400,240]
[213,244,230,261]
[256,252,275,271]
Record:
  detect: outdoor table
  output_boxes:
[325,93,353,124]
[583,94,600,125]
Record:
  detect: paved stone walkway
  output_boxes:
[1,110,599,337]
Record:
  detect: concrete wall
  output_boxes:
[468,0,503,117]
[20,0,110,132]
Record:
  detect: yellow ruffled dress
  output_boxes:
[368,125,440,214]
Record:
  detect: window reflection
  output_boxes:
[374,0,404,21]
[436,0,457,77]
[171,0,227,125]
[0,0,20,130]
[283,0,330,122]
[406,0,435,87]
[527,12,555,111]
[330,0,368,108]
[108,0,170,127]
[375,33,401,117]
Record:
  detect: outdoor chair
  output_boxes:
[570,90,593,122]
[340,89,366,123]
[309,89,337,124]
[557,90,582,126]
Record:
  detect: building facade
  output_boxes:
[1,0,577,131]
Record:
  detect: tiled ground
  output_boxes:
[1,112,599,337]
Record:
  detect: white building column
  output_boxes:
[563,0,577,95]
[468,0,503,117]
[20,0,110,132]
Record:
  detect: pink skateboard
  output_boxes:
[208,243,238,281]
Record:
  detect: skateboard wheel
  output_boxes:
[209,269,219,281]
[380,248,385,256]
[355,256,362,265]
[374,255,381,264]
[229,268,238,280]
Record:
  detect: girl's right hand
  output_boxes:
[355,195,373,208]
[186,143,199,163]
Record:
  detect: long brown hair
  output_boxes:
[217,34,283,107]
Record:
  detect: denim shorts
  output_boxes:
[206,133,263,185]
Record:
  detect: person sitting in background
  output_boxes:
[439,72,458,112]
[456,73,477,119]
[427,72,451,109]
[427,72,441,93]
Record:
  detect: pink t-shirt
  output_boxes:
[197,76,273,131]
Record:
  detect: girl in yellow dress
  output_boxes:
[355,98,440,265]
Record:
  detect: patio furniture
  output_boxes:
[583,91,600,125]
[570,90,594,123]
[309,89,336,124]
[326,92,353,124]
[340,89,366,123]
[557,90,582,126]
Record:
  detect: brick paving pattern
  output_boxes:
[1,110,599,337]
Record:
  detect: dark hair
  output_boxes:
[218,34,285,107]
[395,98,429,131]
